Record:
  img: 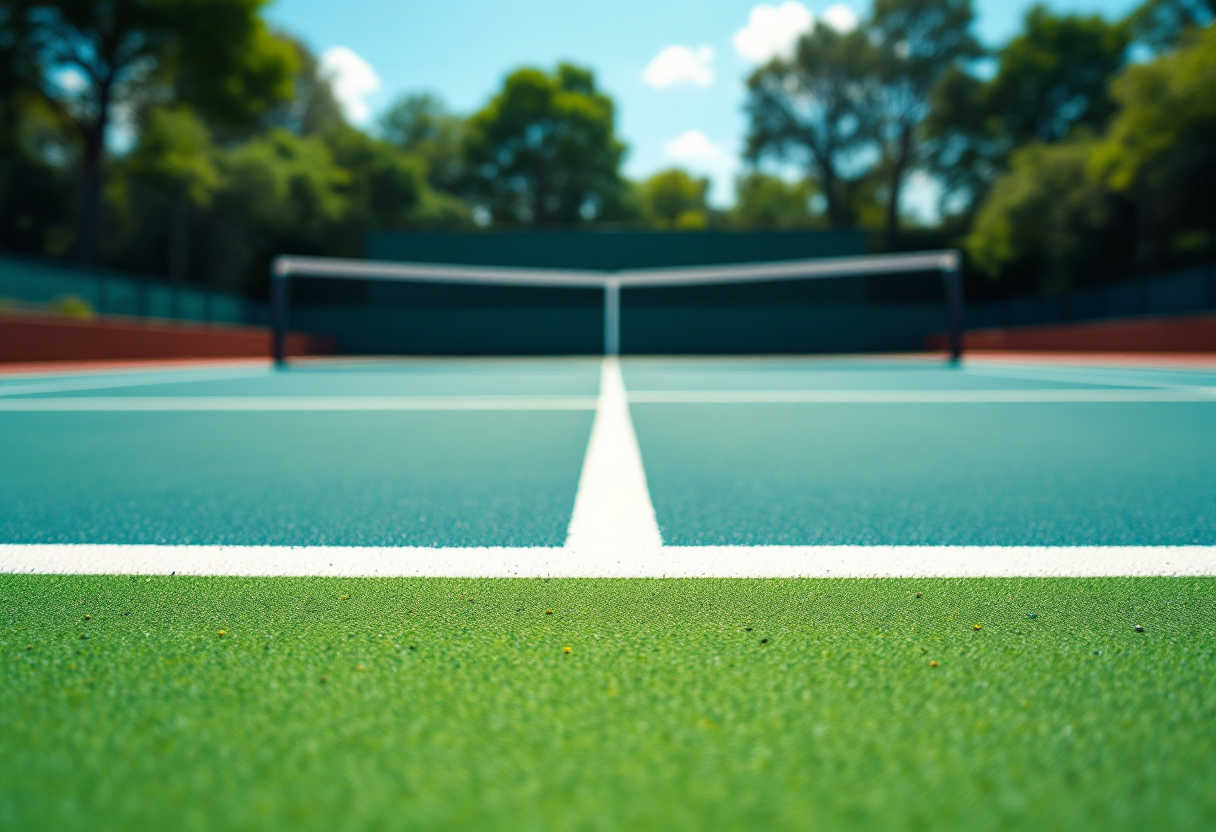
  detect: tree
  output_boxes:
[1092,24,1216,266]
[379,93,465,192]
[3,0,295,263]
[125,105,219,283]
[462,63,626,225]
[638,168,710,229]
[261,35,344,138]
[923,5,1130,220]
[967,140,1121,291]
[744,23,878,228]
[988,6,1130,146]
[869,0,979,242]
[729,172,819,229]
[1129,0,1214,50]
[214,128,347,242]
[327,125,469,239]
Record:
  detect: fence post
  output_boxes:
[271,260,288,367]
[943,251,964,364]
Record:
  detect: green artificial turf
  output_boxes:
[3,575,1214,831]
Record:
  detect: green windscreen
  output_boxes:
[285,269,949,356]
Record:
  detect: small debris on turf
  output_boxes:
[320,675,328,683]
[79,634,88,640]
[1093,650,1102,655]
[563,646,572,654]
[217,630,227,637]
[84,615,91,620]
[915,593,922,598]
[546,609,554,615]
[340,594,349,601]
[1135,625,1145,632]
[1027,613,1037,619]
[26,645,33,651]
[929,660,939,668]
[973,625,981,631]
[357,664,364,671]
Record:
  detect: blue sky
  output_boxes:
[266,0,1138,213]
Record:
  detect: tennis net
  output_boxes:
[270,250,963,363]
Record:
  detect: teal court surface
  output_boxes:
[3,355,1216,830]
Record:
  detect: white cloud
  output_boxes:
[733,2,813,63]
[665,130,726,163]
[820,3,860,33]
[320,45,381,124]
[643,45,715,89]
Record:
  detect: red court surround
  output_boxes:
[0,314,332,364]
[928,312,1216,354]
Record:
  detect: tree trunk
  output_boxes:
[819,161,843,229]
[885,124,914,251]
[75,81,113,265]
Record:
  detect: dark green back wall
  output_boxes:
[292,230,942,356]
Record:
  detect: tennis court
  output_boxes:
[2,353,1215,830]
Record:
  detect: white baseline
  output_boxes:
[1,544,1213,578]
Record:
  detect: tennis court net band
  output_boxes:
[270,250,964,363]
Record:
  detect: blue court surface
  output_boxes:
[2,355,1214,555]
[3,355,1216,831]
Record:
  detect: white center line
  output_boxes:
[564,356,664,560]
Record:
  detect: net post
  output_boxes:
[604,279,621,356]
[270,258,288,368]
[943,250,964,364]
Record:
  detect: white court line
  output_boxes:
[1,544,1213,578]
[627,389,1216,404]
[564,357,664,560]
[0,396,599,412]
[961,363,1216,391]
[0,367,272,398]
[3,355,1213,579]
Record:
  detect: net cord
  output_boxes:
[271,251,964,364]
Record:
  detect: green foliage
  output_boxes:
[379,93,465,192]
[1129,0,1215,50]
[729,172,820,229]
[967,140,1114,289]
[988,6,1130,145]
[48,293,93,318]
[126,107,219,208]
[1092,25,1216,235]
[260,35,345,137]
[745,24,879,228]
[168,0,298,127]
[924,6,1130,221]
[214,128,348,238]
[638,168,710,230]
[463,63,626,225]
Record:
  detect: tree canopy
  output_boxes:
[462,63,626,225]
[0,0,1211,302]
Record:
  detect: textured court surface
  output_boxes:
[3,355,1216,830]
